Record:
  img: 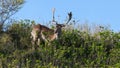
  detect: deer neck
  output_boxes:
[55,28,62,38]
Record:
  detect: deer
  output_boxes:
[31,8,72,45]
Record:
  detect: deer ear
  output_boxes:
[55,21,58,25]
[51,21,57,26]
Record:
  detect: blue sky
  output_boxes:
[14,0,120,32]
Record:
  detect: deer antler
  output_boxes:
[52,8,58,25]
[66,12,72,24]
[52,8,72,25]
[52,8,55,22]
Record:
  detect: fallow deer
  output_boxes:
[31,9,72,45]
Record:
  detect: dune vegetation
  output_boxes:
[0,19,120,68]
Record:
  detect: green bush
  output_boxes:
[0,19,120,68]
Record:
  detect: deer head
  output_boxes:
[44,11,72,41]
[51,9,72,38]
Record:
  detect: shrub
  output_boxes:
[0,19,119,67]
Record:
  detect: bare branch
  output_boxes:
[0,0,24,31]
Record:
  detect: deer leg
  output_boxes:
[41,32,48,42]
[31,32,35,45]
[31,30,40,50]
[37,35,41,45]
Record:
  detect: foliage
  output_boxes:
[0,20,120,68]
[0,0,24,31]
